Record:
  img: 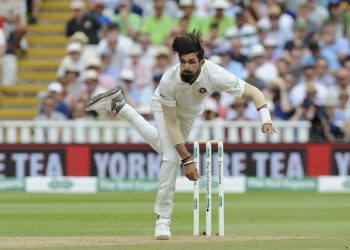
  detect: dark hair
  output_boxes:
[308,41,319,52]
[107,23,120,31]
[172,29,204,60]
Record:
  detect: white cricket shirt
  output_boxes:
[152,60,246,119]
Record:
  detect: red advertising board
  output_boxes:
[0,144,349,178]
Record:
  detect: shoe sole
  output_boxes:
[155,235,170,240]
[85,88,121,111]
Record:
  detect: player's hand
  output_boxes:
[262,123,276,134]
[183,163,200,181]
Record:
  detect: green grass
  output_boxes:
[0,192,349,249]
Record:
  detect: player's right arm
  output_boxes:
[161,104,199,181]
[159,76,199,181]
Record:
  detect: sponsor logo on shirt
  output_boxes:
[233,78,240,88]
[175,88,187,94]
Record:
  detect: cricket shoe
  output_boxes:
[85,87,125,112]
[155,218,171,240]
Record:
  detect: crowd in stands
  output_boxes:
[0,0,42,86]
[1,0,350,142]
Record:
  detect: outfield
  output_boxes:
[0,192,349,249]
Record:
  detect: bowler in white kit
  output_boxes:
[85,30,276,240]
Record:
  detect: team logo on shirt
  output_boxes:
[199,88,207,93]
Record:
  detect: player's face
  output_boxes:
[179,52,204,83]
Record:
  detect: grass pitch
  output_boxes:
[0,192,349,249]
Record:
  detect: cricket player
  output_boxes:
[85,30,276,240]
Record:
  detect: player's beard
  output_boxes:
[181,69,200,83]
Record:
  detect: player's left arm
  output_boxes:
[242,83,277,134]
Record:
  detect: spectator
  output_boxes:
[319,22,350,63]
[85,56,116,90]
[223,0,243,18]
[325,0,350,37]
[202,97,220,121]
[60,63,82,108]
[118,68,139,108]
[99,50,120,79]
[333,68,350,108]
[66,0,101,44]
[97,23,133,71]
[315,57,335,87]
[140,0,176,45]
[262,37,281,64]
[114,0,142,40]
[284,20,309,52]
[136,33,157,65]
[68,31,95,62]
[276,58,290,77]
[301,40,341,72]
[289,61,328,108]
[227,37,248,65]
[203,22,226,56]
[225,98,251,121]
[193,0,212,18]
[39,82,72,119]
[206,0,235,37]
[218,50,246,79]
[295,3,318,39]
[82,69,108,99]
[225,10,259,55]
[291,84,332,142]
[267,5,293,49]
[152,46,173,77]
[307,0,329,30]
[321,92,344,140]
[35,96,67,121]
[57,42,85,78]
[257,4,294,47]
[72,99,98,120]
[0,0,28,54]
[68,31,89,45]
[249,44,278,84]
[266,77,294,120]
[141,0,179,19]
[178,0,207,34]
[209,91,229,119]
[286,46,304,79]
[256,22,269,45]
[126,1,144,17]
[336,90,350,124]
[122,43,153,90]
[87,0,111,37]
[137,73,163,117]
[243,58,266,90]
[245,0,265,26]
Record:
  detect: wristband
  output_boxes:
[183,160,194,166]
[259,107,272,125]
[181,156,192,163]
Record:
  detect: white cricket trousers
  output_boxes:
[119,102,193,219]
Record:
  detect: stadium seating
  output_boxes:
[0,0,71,120]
